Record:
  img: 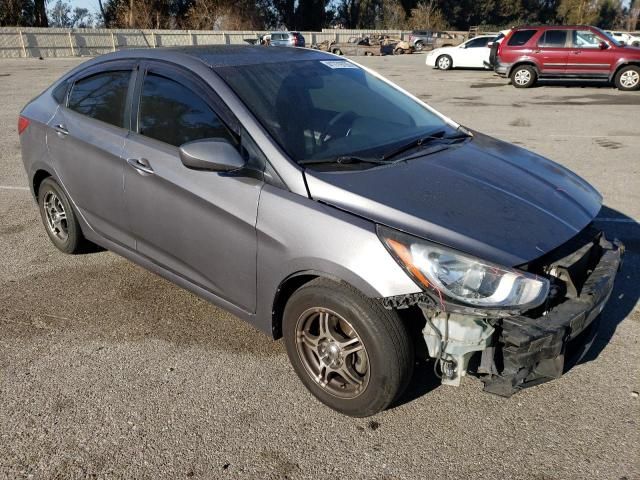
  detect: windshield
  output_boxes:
[215,60,451,164]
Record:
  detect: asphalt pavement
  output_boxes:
[0,54,638,479]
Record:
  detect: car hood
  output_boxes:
[304,132,602,267]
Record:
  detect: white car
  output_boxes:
[426,35,498,70]
[606,31,640,47]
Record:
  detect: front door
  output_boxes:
[122,64,263,312]
[46,64,137,247]
[567,29,614,77]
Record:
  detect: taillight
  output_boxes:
[18,115,30,135]
[293,36,299,46]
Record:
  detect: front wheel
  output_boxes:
[614,65,640,91]
[332,48,343,55]
[414,41,424,51]
[283,279,413,417]
[436,54,452,70]
[510,65,537,88]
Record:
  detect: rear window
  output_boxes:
[539,30,568,48]
[68,70,131,128]
[507,30,536,46]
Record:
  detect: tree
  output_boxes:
[0,0,36,26]
[33,0,48,26]
[408,0,447,29]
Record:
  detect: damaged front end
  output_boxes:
[381,226,624,396]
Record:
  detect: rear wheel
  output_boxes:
[414,41,424,51]
[38,178,87,254]
[510,65,537,88]
[364,51,374,56]
[614,65,640,91]
[332,48,343,55]
[283,278,413,417]
[436,54,452,70]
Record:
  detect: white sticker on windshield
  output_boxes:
[320,60,358,69]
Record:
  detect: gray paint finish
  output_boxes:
[19,45,603,338]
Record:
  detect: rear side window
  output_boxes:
[507,30,536,47]
[68,71,131,128]
[138,72,232,147]
[539,30,568,47]
[52,82,68,104]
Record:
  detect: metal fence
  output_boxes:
[0,27,428,58]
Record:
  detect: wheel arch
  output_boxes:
[270,269,381,339]
[609,61,640,82]
[32,167,54,198]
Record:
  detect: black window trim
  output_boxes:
[65,59,138,131]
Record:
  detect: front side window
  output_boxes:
[138,72,232,147]
[573,30,604,48]
[539,30,569,48]
[216,60,449,163]
[68,70,131,128]
[507,30,536,47]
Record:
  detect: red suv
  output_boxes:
[495,25,640,90]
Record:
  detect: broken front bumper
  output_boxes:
[481,235,623,396]
[413,233,623,396]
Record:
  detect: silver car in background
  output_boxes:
[268,31,306,47]
[19,46,622,417]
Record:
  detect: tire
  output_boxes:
[614,65,640,91]
[38,177,86,254]
[283,278,414,417]
[394,48,404,55]
[414,41,424,52]
[364,51,374,56]
[436,54,452,70]
[332,48,343,55]
[510,65,537,88]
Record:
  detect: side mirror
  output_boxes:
[599,41,608,50]
[179,138,245,172]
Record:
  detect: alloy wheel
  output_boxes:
[295,307,370,399]
[620,70,639,89]
[514,69,531,86]
[43,191,68,241]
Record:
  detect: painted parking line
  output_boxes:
[0,185,29,191]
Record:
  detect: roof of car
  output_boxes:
[109,45,334,68]
[513,25,595,30]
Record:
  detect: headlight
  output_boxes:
[378,225,549,310]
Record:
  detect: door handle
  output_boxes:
[126,157,154,175]
[573,50,581,54]
[53,124,68,137]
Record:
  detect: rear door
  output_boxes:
[536,29,571,75]
[46,61,137,247]
[122,61,263,312]
[568,29,614,77]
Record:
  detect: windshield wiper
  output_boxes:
[299,155,390,166]
[382,128,471,161]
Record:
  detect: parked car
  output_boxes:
[328,36,385,56]
[495,25,640,90]
[19,46,623,417]
[426,35,497,70]
[606,31,640,47]
[244,32,305,47]
[408,30,464,51]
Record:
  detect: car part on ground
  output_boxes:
[19,45,623,416]
[494,25,640,90]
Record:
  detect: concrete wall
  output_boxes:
[0,27,420,58]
